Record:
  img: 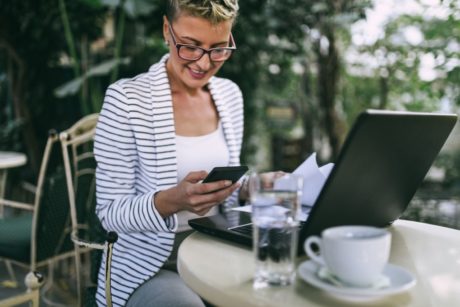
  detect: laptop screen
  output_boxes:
[189,110,458,255]
[299,110,458,238]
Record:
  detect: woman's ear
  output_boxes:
[163,15,169,44]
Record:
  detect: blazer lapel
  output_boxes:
[148,55,178,187]
[208,78,239,166]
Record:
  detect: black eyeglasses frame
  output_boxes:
[167,22,236,62]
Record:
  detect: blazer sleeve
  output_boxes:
[94,83,176,234]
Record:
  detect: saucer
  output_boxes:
[298,260,416,300]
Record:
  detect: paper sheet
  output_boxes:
[231,204,311,221]
[293,153,334,206]
[231,152,334,213]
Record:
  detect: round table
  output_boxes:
[178,219,460,307]
[0,151,27,169]
[0,151,27,216]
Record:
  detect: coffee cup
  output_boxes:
[304,225,391,287]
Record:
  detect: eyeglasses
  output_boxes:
[168,23,236,62]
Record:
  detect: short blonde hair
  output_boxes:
[166,0,239,24]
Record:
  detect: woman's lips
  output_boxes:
[188,67,207,79]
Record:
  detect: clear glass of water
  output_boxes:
[249,172,303,288]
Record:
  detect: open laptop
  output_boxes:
[189,109,458,255]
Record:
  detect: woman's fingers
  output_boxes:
[184,170,208,183]
[198,179,233,194]
[194,207,212,216]
[187,182,240,214]
[172,171,242,215]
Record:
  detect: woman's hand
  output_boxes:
[239,171,285,203]
[154,170,240,217]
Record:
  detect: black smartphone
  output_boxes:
[202,166,249,184]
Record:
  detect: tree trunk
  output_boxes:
[378,75,388,109]
[315,25,342,159]
[1,41,40,172]
[300,59,314,158]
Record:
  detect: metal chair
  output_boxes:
[59,113,117,307]
[0,130,73,306]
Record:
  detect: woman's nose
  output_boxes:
[195,53,212,70]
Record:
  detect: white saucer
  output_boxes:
[298,260,416,300]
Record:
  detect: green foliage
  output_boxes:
[1,0,459,181]
[0,0,107,163]
[344,2,460,114]
[54,58,131,98]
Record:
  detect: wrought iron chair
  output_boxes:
[0,130,73,306]
[0,271,43,307]
[59,113,117,307]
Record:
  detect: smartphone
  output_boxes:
[202,166,249,184]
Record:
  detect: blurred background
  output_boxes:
[1,0,459,230]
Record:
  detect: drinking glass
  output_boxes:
[249,172,303,288]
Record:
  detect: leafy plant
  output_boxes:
[55,0,159,115]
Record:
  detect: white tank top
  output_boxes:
[175,122,229,232]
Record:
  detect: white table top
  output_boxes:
[178,219,460,307]
[0,151,27,169]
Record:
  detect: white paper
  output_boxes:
[231,152,334,216]
[231,204,310,221]
[232,204,252,213]
[293,153,334,206]
[231,204,309,221]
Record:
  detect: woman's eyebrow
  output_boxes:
[179,35,229,47]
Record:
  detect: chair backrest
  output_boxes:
[31,131,73,270]
[59,113,106,281]
[60,114,99,240]
[60,114,120,307]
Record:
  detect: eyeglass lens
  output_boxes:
[179,46,233,61]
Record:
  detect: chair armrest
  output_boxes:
[0,198,34,211]
[71,229,106,250]
[0,289,40,307]
[0,271,44,307]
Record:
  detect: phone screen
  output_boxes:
[202,166,249,184]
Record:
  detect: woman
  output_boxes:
[94,0,242,306]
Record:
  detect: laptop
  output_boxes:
[189,109,458,255]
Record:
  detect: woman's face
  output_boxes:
[164,14,233,91]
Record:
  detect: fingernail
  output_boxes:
[225,180,232,186]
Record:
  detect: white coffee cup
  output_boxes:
[304,225,391,287]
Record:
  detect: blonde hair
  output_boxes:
[166,0,239,24]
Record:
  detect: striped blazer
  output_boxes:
[94,54,244,306]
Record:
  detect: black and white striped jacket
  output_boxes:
[94,54,244,306]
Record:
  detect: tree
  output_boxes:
[344,0,460,116]
[0,1,106,170]
[230,0,371,160]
